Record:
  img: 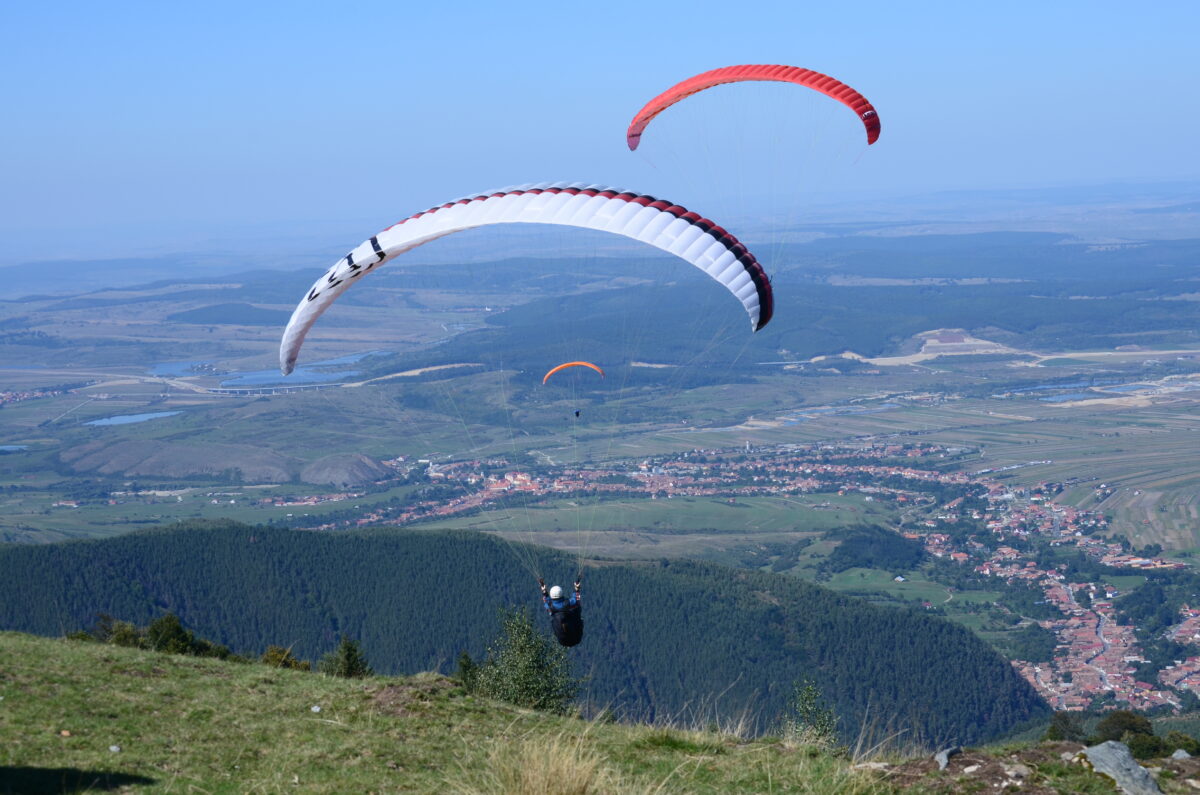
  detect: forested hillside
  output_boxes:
[0,521,1049,744]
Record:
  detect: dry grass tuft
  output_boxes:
[451,731,622,795]
[782,723,843,753]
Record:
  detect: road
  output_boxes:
[1,366,214,395]
[1084,611,1114,690]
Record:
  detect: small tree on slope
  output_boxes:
[318,637,374,678]
[467,607,579,714]
[780,679,842,751]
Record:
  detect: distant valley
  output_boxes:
[3,222,1200,728]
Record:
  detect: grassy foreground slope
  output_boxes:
[0,632,879,794]
[0,522,1049,745]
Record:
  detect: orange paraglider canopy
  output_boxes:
[542,361,605,385]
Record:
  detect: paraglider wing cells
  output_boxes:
[279,183,773,375]
[626,64,881,150]
[542,361,606,385]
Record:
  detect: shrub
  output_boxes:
[190,636,235,660]
[455,650,479,691]
[1125,732,1168,760]
[1044,711,1086,742]
[144,613,233,659]
[318,637,374,678]
[74,613,240,660]
[146,613,194,654]
[1165,730,1200,756]
[780,679,842,752]
[262,645,311,671]
[468,607,579,714]
[1089,710,1153,744]
[94,614,143,648]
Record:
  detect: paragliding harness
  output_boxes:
[540,579,583,648]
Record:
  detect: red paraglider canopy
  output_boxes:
[627,64,880,151]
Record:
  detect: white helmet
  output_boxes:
[549,585,564,600]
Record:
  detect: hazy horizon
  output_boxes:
[4,1,1198,264]
[1,178,1196,273]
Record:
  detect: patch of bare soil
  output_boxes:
[1153,753,1200,790]
[369,678,454,718]
[880,742,1086,793]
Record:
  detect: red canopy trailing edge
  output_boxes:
[626,64,880,151]
[543,361,605,385]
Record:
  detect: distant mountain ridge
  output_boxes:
[0,521,1050,744]
[166,302,292,326]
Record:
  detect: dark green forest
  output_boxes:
[821,525,927,574]
[0,521,1049,744]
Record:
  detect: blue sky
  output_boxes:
[2,1,1197,261]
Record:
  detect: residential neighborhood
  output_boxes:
[75,434,1193,715]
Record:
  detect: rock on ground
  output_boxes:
[934,746,961,770]
[884,743,1082,794]
[1079,741,1161,795]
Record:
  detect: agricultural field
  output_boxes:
[0,472,428,543]
[419,492,890,561]
[5,348,1200,551]
[3,248,1200,556]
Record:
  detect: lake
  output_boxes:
[218,351,390,387]
[85,411,182,426]
[150,351,390,388]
